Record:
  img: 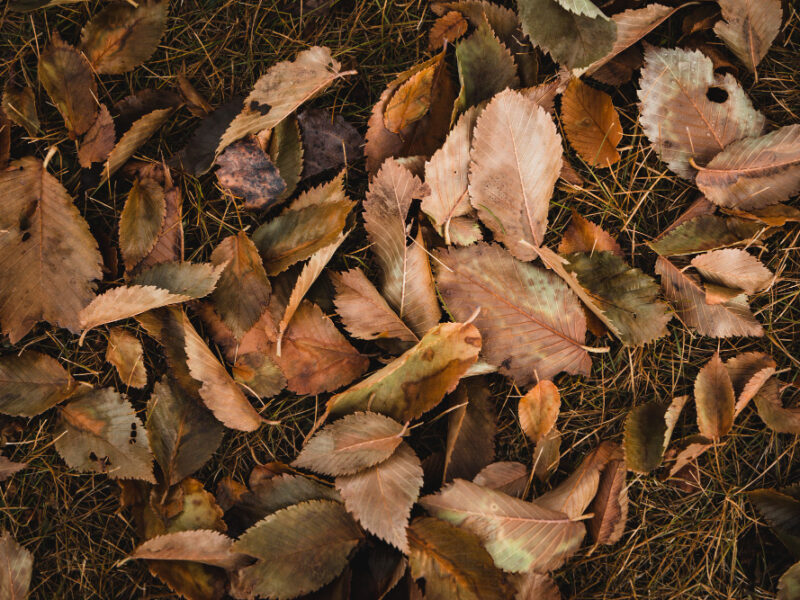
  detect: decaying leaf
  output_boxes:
[364,159,441,337]
[233,499,362,599]
[561,78,622,167]
[518,380,560,443]
[429,11,469,50]
[55,387,154,482]
[435,243,590,385]
[649,214,764,257]
[754,378,800,435]
[129,530,248,570]
[216,137,287,210]
[407,517,511,600]
[714,0,782,74]
[384,61,436,134]
[38,34,98,137]
[2,82,40,136]
[513,571,562,600]
[420,479,585,572]
[268,116,303,199]
[233,352,286,400]
[0,351,75,417]
[294,412,405,477]
[119,177,167,271]
[691,248,772,295]
[589,457,628,545]
[444,379,497,483]
[0,531,32,600]
[655,256,763,337]
[779,562,800,600]
[0,157,103,343]
[146,377,224,486]
[637,46,764,178]
[80,0,168,74]
[336,441,423,552]
[559,211,624,257]
[106,327,147,388]
[78,104,115,167]
[172,97,244,176]
[218,47,354,156]
[473,462,529,497]
[297,108,362,179]
[624,396,688,474]
[726,351,776,416]
[469,89,562,258]
[696,125,800,210]
[326,322,481,421]
[130,167,184,274]
[100,107,174,182]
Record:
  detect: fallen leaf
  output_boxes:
[469,89,562,258]
[78,104,115,167]
[714,0,782,74]
[172,97,244,176]
[420,478,585,572]
[80,0,168,74]
[233,352,286,399]
[435,243,590,385]
[513,571,562,600]
[233,499,363,599]
[0,157,103,343]
[130,530,248,570]
[649,214,763,257]
[533,428,561,481]
[429,11,469,50]
[56,387,154,481]
[294,412,405,477]
[130,166,184,274]
[119,176,167,271]
[3,82,40,136]
[696,125,800,210]
[216,137,287,210]
[407,516,511,600]
[624,396,687,474]
[444,379,497,483]
[0,531,32,600]
[558,211,624,257]
[667,435,715,479]
[754,377,800,435]
[298,108,362,179]
[518,380,560,443]
[779,562,800,600]
[749,487,800,558]
[146,377,223,486]
[637,46,764,178]
[589,457,627,545]
[726,351,776,415]
[561,78,622,167]
[363,159,441,337]
[655,256,763,337]
[336,441,423,552]
[218,47,354,156]
[176,72,213,118]
[384,61,436,134]
[326,321,481,421]
[100,107,174,182]
[106,327,147,388]
[0,351,75,417]
[38,33,97,137]
[473,462,529,497]
[267,116,303,201]
[0,456,26,482]
[691,248,772,295]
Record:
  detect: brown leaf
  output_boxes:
[420,479,585,572]
[326,322,481,422]
[691,248,772,295]
[172,97,244,176]
[100,107,174,182]
[624,396,688,474]
[694,353,735,439]
[216,137,287,210]
[561,78,622,167]
[364,159,441,337]
[429,11,469,49]
[176,72,213,118]
[384,62,436,134]
[407,516,511,600]
[434,243,590,385]
[80,0,168,74]
[518,380,560,443]
[0,157,103,343]
[649,214,763,257]
[444,379,497,483]
[210,232,271,339]
[637,46,764,178]
[533,428,561,481]
[655,256,763,337]
[298,108,362,179]
[513,571,562,600]
[589,457,628,545]
[0,531,32,600]
[0,351,76,417]
[106,327,147,388]
[558,210,624,257]
[78,104,115,167]
[714,0,782,74]
[233,352,286,400]
[754,377,800,435]
[336,441,423,552]
[132,167,184,274]
[294,412,405,477]
[0,111,9,171]
[130,530,248,571]
[268,116,303,200]
[331,268,418,344]
[473,462,529,497]
[2,82,40,136]
[726,351,776,416]
[119,176,166,271]
[38,34,97,137]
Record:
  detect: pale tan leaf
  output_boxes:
[667,435,714,478]
[518,380,560,443]
[473,462,529,497]
[106,327,147,388]
[695,353,735,439]
[561,78,622,167]
[696,125,800,210]
[130,530,248,570]
[293,412,405,476]
[754,377,800,435]
[434,243,590,386]
[714,0,782,74]
[0,531,32,600]
[119,177,166,270]
[691,248,772,295]
[0,157,102,343]
[726,351,776,416]
[100,107,174,182]
[364,159,441,337]
[705,282,747,305]
[420,479,585,572]
[0,351,75,417]
[336,441,423,552]
[589,457,627,545]
[469,89,562,258]
[326,322,481,421]
[558,210,624,257]
[655,256,763,337]
[218,47,354,156]
[637,46,764,178]
[331,268,418,344]
[78,104,115,167]
[55,387,154,481]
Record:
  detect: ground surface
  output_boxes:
[1,1,799,598]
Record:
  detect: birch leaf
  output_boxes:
[78,104,115,167]
[691,248,772,295]
[0,531,32,600]
[473,462,529,497]
[100,107,174,182]
[2,83,39,136]
[444,379,497,483]
[589,457,628,545]
[714,0,782,74]
[561,78,622,167]
[129,530,248,570]
[119,177,166,270]
[434,243,590,386]
[754,378,800,435]
[558,210,623,257]
[216,137,286,210]
[726,351,776,416]
[106,327,147,388]
[130,167,184,275]
[0,351,75,417]
[637,46,764,178]
[469,89,562,258]
[269,116,303,197]
[384,63,436,134]
[649,215,763,257]
[0,157,103,343]
[518,380,560,443]
[429,11,469,49]
[297,109,361,180]
[624,396,688,474]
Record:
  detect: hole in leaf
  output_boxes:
[706,87,728,103]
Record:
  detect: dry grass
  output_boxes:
[0,0,799,598]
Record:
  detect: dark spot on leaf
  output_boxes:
[706,87,728,103]
[21,232,30,242]
[500,358,512,370]
[249,100,272,115]
[464,336,481,348]
[422,349,435,361]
